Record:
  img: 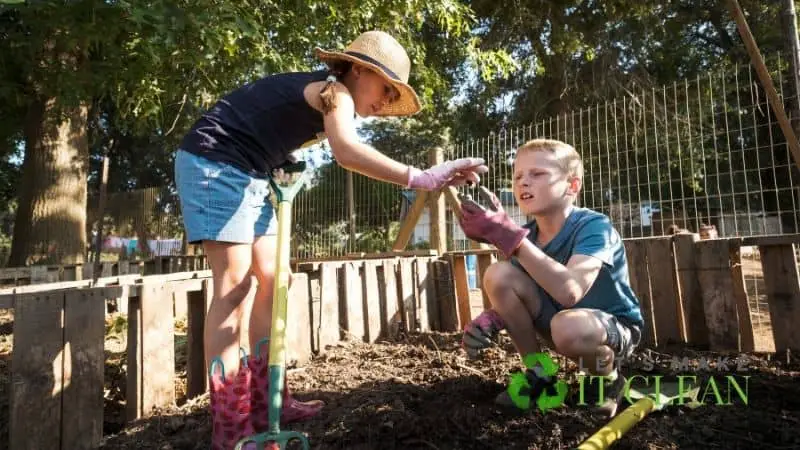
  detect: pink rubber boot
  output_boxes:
[249,338,325,432]
[209,355,258,450]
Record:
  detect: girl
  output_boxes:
[174,30,487,449]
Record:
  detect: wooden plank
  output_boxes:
[342,261,365,341]
[672,233,709,347]
[286,273,312,366]
[380,259,402,339]
[623,240,655,347]
[101,263,113,278]
[30,265,48,284]
[398,258,416,332]
[759,244,800,352]
[414,258,431,332]
[696,240,741,351]
[307,269,322,353]
[10,292,64,450]
[61,289,105,450]
[186,280,210,399]
[0,266,31,281]
[427,259,441,331]
[742,233,800,246]
[362,261,382,342]
[127,284,175,420]
[317,263,341,351]
[392,190,429,251]
[126,293,142,422]
[451,254,473,329]
[435,259,459,332]
[730,243,755,352]
[477,253,496,310]
[0,269,212,300]
[643,238,683,346]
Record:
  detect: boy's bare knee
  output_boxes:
[484,261,522,305]
[551,311,603,356]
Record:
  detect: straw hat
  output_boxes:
[314,31,422,116]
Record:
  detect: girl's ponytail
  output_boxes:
[319,60,352,115]
[319,74,338,114]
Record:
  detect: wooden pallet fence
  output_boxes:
[10,287,113,450]
[5,254,449,450]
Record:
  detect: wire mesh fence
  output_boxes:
[6,53,800,268]
[447,55,800,248]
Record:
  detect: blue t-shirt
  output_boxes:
[511,207,644,328]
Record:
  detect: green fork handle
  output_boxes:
[234,162,311,450]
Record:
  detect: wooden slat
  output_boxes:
[451,254,473,329]
[380,259,402,339]
[415,258,431,332]
[342,262,365,341]
[742,233,800,246]
[62,289,105,450]
[125,292,142,422]
[286,273,312,366]
[317,263,341,351]
[362,261,382,342]
[643,238,683,346]
[427,259,441,331]
[623,240,655,347]
[435,259,459,332]
[0,269,212,301]
[730,244,755,352]
[477,253,496,310]
[186,280,210,399]
[398,258,416,332]
[696,240,741,351]
[127,284,175,421]
[392,190,429,251]
[759,244,800,352]
[11,292,64,450]
[307,269,322,353]
[672,233,708,346]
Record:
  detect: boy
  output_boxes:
[458,138,644,418]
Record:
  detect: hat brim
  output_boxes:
[314,48,422,117]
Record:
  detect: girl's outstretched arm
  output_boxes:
[322,82,487,190]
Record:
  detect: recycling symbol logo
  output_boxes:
[507,352,568,412]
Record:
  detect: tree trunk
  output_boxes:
[8,98,89,266]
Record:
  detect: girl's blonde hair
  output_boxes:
[516,138,584,179]
[319,60,353,114]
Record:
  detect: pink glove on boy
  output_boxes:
[458,190,530,258]
[407,157,488,191]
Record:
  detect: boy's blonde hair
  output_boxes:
[515,138,584,180]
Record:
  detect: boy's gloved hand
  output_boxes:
[462,309,506,358]
[458,190,529,258]
[407,158,488,191]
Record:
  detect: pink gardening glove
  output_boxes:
[462,309,506,359]
[407,157,489,191]
[458,190,530,258]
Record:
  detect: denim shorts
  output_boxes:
[174,149,277,244]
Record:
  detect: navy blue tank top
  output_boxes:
[179,70,329,177]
